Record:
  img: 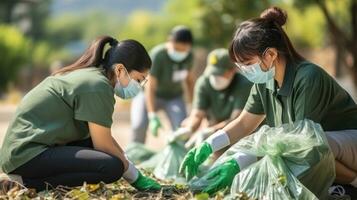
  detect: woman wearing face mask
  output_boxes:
[0,36,160,193]
[179,7,357,196]
[171,49,252,153]
[130,25,195,143]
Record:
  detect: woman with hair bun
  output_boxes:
[180,6,357,196]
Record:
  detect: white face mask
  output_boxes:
[236,61,275,84]
[167,48,189,62]
[114,68,142,99]
[235,48,276,84]
[209,75,232,90]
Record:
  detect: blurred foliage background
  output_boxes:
[0,0,356,99]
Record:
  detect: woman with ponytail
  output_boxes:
[0,36,160,192]
[180,7,357,196]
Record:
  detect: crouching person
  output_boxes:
[0,36,160,193]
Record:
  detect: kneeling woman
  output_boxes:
[0,36,160,192]
[180,7,357,196]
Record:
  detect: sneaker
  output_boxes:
[328,185,351,200]
[0,173,23,196]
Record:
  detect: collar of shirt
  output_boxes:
[266,61,296,97]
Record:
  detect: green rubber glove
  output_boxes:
[131,171,161,191]
[179,142,213,181]
[202,159,240,195]
[149,114,161,137]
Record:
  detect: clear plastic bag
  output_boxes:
[139,141,187,183]
[124,142,156,165]
[195,120,335,199]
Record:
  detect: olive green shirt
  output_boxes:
[244,61,357,131]
[193,73,252,123]
[0,68,115,173]
[149,43,193,99]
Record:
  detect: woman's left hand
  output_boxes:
[201,159,240,195]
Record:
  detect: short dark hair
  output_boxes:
[170,25,193,44]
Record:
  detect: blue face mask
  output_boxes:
[114,68,142,99]
[236,61,275,84]
[167,48,189,62]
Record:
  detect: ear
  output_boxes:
[265,48,278,61]
[113,63,124,77]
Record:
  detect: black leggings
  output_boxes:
[11,138,124,191]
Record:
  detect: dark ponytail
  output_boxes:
[53,36,151,76]
[229,7,304,65]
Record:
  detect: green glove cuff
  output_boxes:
[130,171,143,188]
[227,159,240,174]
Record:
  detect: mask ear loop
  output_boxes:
[121,66,132,80]
[114,64,131,88]
[261,47,275,70]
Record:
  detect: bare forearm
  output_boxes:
[94,138,129,170]
[183,110,205,132]
[222,111,265,144]
[186,79,194,103]
[186,115,202,132]
[210,120,228,132]
[145,77,156,113]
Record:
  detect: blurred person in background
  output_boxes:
[130,25,195,143]
[171,48,252,158]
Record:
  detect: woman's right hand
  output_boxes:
[131,171,161,191]
[123,161,161,191]
[179,142,213,181]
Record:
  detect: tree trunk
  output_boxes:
[315,0,357,93]
[351,1,357,93]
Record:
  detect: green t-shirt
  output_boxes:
[244,61,357,131]
[0,68,115,173]
[193,73,252,123]
[149,43,193,99]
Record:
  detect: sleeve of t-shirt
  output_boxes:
[192,77,209,110]
[234,82,253,110]
[243,84,265,114]
[293,70,331,123]
[149,50,162,78]
[74,91,115,128]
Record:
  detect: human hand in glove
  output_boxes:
[123,161,161,191]
[148,113,162,137]
[169,127,193,143]
[179,142,213,181]
[185,127,215,149]
[201,159,240,195]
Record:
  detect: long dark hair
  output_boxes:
[53,36,151,77]
[229,7,304,64]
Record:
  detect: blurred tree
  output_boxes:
[0,0,51,41]
[293,0,357,86]
[0,0,21,23]
[194,0,269,48]
[0,25,30,92]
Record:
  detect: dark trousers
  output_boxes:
[11,138,124,191]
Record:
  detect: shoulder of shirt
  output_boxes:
[55,68,113,93]
[294,61,328,87]
[149,43,167,58]
[196,75,209,88]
